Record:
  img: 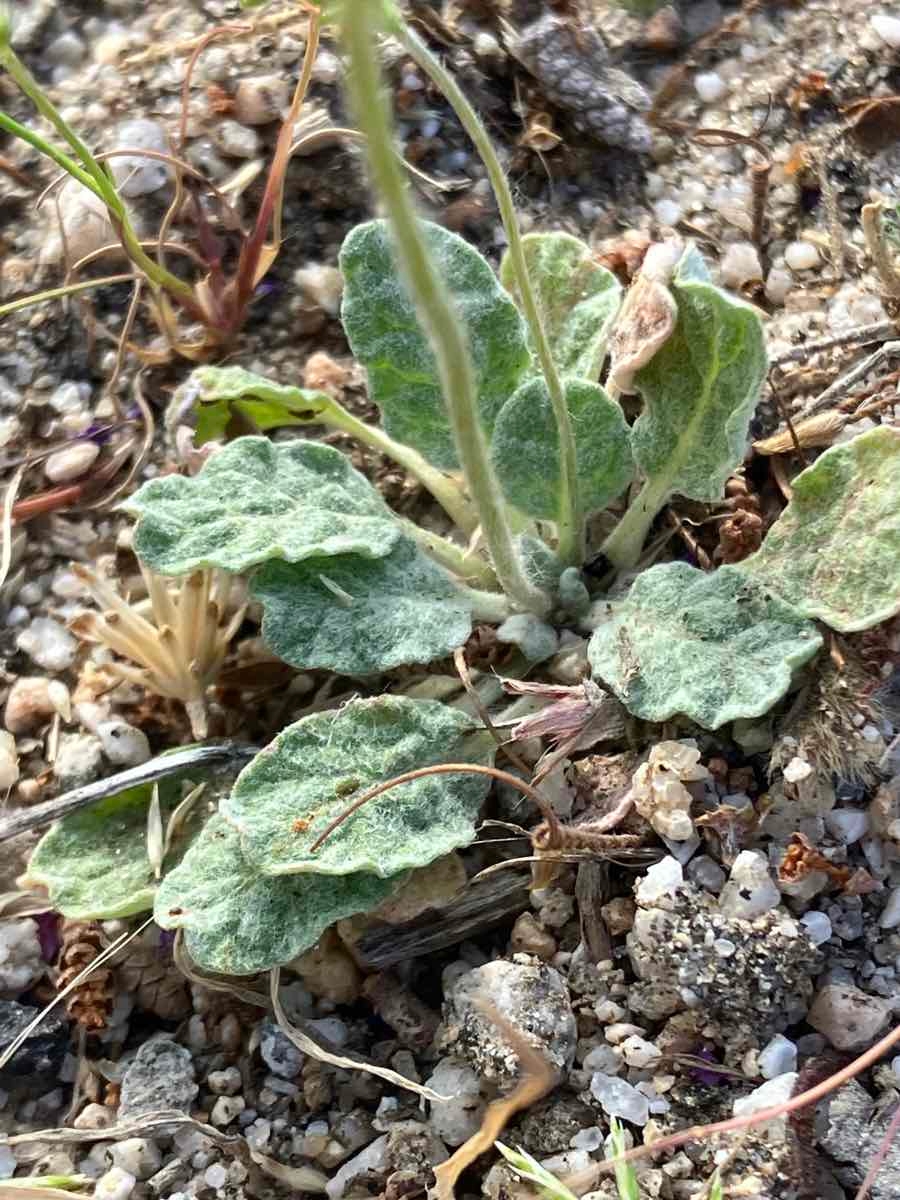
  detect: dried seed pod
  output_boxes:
[57,920,113,1031]
[753,410,848,455]
[607,241,681,394]
[116,930,190,1022]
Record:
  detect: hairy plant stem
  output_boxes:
[339,2,550,615]
[393,17,583,566]
[0,40,197,308]
[401,520,497,589]
[600,473,671,571]
[322,402,479,536]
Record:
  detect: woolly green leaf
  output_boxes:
[499,232,621,382]
[340,219,530,469]
[588,563,822,729]
[126,436,400,575]
[517,533,563,595]
[221,695,496,878]
[252,536,473,673]
[491,378,634,519]
[631,250,766,502]
[23,782,198,920]
[740,426,900,632]
[155,816,400,975]
[175,366,333,446]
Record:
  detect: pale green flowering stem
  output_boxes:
[392,15,583,566]
[339,1,550,615]
[321,402,479,536]
[401,521,498,589]
[600,473,672,570]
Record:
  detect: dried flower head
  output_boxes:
[71,562,246,738]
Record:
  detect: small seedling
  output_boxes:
[0,6,322,356]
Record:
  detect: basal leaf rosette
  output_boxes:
[220,695,496,878]
[155,816,402,975]
[739,426,900,632]
[340,218,530,469]
[126,436,400,575]
[588,563,822,730]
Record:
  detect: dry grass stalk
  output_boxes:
[71,562,246,738]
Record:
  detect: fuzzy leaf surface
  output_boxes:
[588,562,822,729]
[126,436,400,575]
[340,219,529,469]
[491,378,633,519]
[155,816,400,975]
[176,366,333,446]
[23,782,193,919]
[251,536,473,673]
[500,232,621,381]
[221,696,496,878]
[740,426,900,632]
[631,252,766,502]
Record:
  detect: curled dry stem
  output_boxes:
[309,761,562,855]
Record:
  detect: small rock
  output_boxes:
[259,1021,304,1078]
[16,618,77,672]
[0,921,43,997]
[695,70,727,104]
[620,1035,661,1069]
[800,910,832,945]
[0,999,67,1076]
[0,733,18,791]
[871,14,900,48]
[718,850,780,919]
[425,1058,485,1146]
[785,241,820,272]
[590,1073,650,1126]
[5,677,57,734]
[52,733,104,789]
[765,267,793,306]
[720,242,762,290]
[205,1163,229,1189]
[635,856,683,903]
[111,120,171,197]
[74,1102,113,1130]
[686,855,726,893]
[95,1166,136,1200]
[880,888,900,930]
[44,441,99,484]
[211,118,261,159]
[510,913,557,961]
[440,960,576,1084]
[732,1071,797,1118]
[97,720,151,767]
[119,1040,198,1120]
[825,808,869,844]
[211,1095,245,1126]
[820,1079,900,1200]
[496,614,559,663]
[808,984,891,1050]
[207,1067,242,1096]
[107,1139,161,1181]
[600,897,635,936]
[233,75,289,125]
[293,264,344,316]
[758,1034,797,1079]
[0,1144,14,1177]
[325,1134,389,1200]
